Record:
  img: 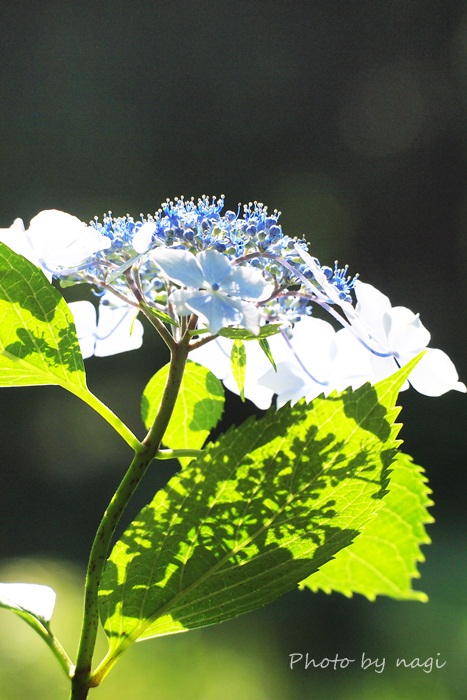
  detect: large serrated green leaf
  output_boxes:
[299,452,433,601]
[141,360,224,464]
[97,360,420,672]
[0,243,140,449]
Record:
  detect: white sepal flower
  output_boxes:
[192,317,369,409]
[353,281,466,395]
[68,294,144,359]
[152,248,269,335]
[132,221,157,254]
[0,210,111,281]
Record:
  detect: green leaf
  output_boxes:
[299,452,433,601]
[0,243,140,449]
[0,242,87,390]
[141,360,224,464]
[143,304,179,327]
[97,360,419,671]
[0,582,73,676]
[259,337,277,371]
[217,323,282,340]
[230,339,246,401]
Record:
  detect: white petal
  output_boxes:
[0,218,43,270]
[27,210,111,270]
[404,348,467,396]
[330,329,375,391]
[182,291,243,334]
[197,249,232,286]
[294,246,328,286]
[0,582,56,622]
[260,361,310,407]
[229,298,262,335]
[354,281,392,347]
[67,300,97,359]
[385,306,431,354]
[152,248,205,287]
[257,318,336,405]
[190,338,233,381]
[94,302,144,357]
[221,265,268,300]
[191,336,275,409]
[133,221,156,254]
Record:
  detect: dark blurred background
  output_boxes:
[0,1,466,698]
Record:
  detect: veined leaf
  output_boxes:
[97,359,420,676]
[141,360,224,464]
[0,243,139,449]
[299,452,433,601]
[259,337,277,371]
[0,242,87,390]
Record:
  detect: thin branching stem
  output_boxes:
[70,325,192,699]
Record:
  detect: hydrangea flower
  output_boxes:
[1,196,464,402]
[151,248,270,334]
[350,281,466,396]
[191,317,377,409]
[68,294,143,359]
[192,279,466,407]
[0,210,111,281]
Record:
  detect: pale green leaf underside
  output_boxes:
[141,360,224,464]
[99,359,420,659]
[299,452,433,601]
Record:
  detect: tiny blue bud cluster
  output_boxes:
[321,262,359,303]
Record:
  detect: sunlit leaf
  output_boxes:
[0,242,86,390]
[0,243,139,449]
[258,337,276,371]
[98,359,421,673]
[299,452,433,601]
[217,323,282,340]
[230,340,246,401]
[141,360,224,464]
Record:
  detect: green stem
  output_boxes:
[70,334,191,700]
[65,384,141,451]
[155,448,202,460]
[45,628,75,679]
[19,615,74,678]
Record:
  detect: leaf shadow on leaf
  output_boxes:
[4,326,82,374]
[0,267,58,323]
[339,384,392,442]
[189,397,223,432]
[100,385,397,647]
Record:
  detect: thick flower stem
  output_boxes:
[70,332,191,700]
